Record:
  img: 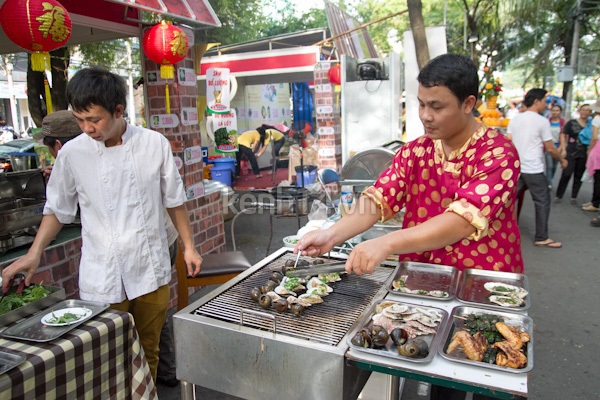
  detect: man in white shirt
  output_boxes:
[507,88,567,248]
[1,67,202,381]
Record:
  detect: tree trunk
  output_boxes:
[407,0,430,70]
[26,47,70,127]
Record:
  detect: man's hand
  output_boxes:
[1,253,40,293]
[184,248,202,277]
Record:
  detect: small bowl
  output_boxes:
[283,235,299,248]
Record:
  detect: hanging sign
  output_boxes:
[186,182,205,200]
[178,67,197,86]
[184,145,203,166]
[181,107,198,126]
[209,109,238,153]
[206,68,237,114]
[150,114,179,128]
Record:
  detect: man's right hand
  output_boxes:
[294,228,337,258]
[1,253,40,293]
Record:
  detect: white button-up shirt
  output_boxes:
[44,123,186,303]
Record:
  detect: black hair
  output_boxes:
[523,88,547,107]
[66,67,127,113]
[417,53,479,104]
[42,136,76,148]
[551,104,563,111]
[256,126,267,147]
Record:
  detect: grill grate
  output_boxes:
[192,253,394,346]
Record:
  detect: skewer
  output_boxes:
[453,315,468,320]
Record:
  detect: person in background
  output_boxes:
[1,67,202,382]
[584,100,600,217]
[258,124,286,157]
[297,53,523,400]
[0,115,13,144]
[555,103,592,204]
[34,110,83,177]
[235,128,269,178]
[507,88,566,249]
[546,104,565,187]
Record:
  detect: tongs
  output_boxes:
[0,273,26,305]
[284,261,348,279]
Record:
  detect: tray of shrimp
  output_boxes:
[346,299,448,364]
[438,306,533,373]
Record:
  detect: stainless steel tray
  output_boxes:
[0,285,66,327]
[438,305,533,373]
[386,262,459,301]
[0,349,25,375]
[456,269,530,311]
[0,299,109,342]
[346,299,448,364]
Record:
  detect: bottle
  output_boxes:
[339,185,354,217]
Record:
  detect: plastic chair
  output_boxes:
[317,168,340,215]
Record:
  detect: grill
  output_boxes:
[174,248,395,400]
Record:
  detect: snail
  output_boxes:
[370,325,389,348]
[390,327,408,346]
[249,287,262,302]
[258,294,272,309]
[396,339,429,358]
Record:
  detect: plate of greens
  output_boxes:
[41,307,93,326]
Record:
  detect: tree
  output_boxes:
[407,0,429,69]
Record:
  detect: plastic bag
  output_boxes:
[308,199,328,221]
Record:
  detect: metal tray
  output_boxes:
[438,305,533,373]
[346,299,448,364]
[456,269,530,311]
[0,350,25,375]
[386,262,459,301]
[0,285,66,327]
[0,299,109,342]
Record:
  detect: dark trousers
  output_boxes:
[592,170,600,207]
[545,150,558,185]
[556,154,587,199]
[157,241,178,381]
[272,138,285,157]
[236,144,260,176]
[518,173,551,242]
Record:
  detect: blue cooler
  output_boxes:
[210,164,233,187]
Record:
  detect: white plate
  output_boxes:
[41,307,93,326]
[283,235,299,248]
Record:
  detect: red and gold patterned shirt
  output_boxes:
[362,126,523,273]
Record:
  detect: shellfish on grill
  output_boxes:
[484,282,528,298]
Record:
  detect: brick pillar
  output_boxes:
[144,45,226,309]
[314,62,342,174]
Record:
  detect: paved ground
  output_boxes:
[158,174,600,399]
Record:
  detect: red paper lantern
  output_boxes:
[142,21,189,80]
[0,0,72,72]
[328,65,342,85]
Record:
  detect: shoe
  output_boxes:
[570,198,578,205]
[554,197,562,203]
[534,239,562,248]
[157,376,179,387]
[591,217,600,227]
[582,204,599,211]
[582,202,592,207]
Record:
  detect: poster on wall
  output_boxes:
[145,70,167,86]
[181,107,199,126]
[208,109,238,153]
[244,84,291,130]
[150,114,179,128]
[206,68,237,114]
[178,67,197,86]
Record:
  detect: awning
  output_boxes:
[105,0,221,28]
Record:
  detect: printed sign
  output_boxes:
[150,114,180,129]
[145,70,167,86]
[316,106,334,115]
[173,156,183,170]
[178,67,197,86]
[210,109,238,153]
[184,145,203,166]
[186,182,205,200]
[181,107,199,126]
[206,68,237,114]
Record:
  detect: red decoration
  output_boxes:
[0,0,72,72]
[142,21,189,80]
[328,65,342,85]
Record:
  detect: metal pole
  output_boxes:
[565,0,582,120]
[125,40,136,125]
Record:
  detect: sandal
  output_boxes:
[534,239,562,248]
[591,217,600,227]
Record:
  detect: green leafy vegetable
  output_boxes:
[0,284,50,316]
[46,311,85,325]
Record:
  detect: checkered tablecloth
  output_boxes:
[0,310,157,400]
